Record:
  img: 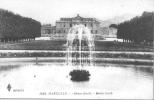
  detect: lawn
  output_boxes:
[0,40,67,50]
[0,40,153,52]
[95,41,153,52]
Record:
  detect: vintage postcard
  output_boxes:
[0,0,153,99]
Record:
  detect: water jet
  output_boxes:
[66,25,95,81]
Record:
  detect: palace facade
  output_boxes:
[41,14,100,38]
[56,14,100,34]
[41,14,117,40]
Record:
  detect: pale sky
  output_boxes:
[0,0,153,24]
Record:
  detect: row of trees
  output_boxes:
[0,9,41,42]
[117,12,153,44]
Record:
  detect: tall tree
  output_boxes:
[117,11,154,44]
[0,9,41,42]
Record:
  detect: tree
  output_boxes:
[0,9,41,42]
[117,11,154,44]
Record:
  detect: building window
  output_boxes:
[85,24,86,27]
[64,24,65,27]
[48,30,51,34]
[45,29,50,34]
[91,23,93,27]
[70,24,72,27]
[91,30,93,34]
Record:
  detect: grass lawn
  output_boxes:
[0,40,67,50]
[95,41,153,52]
[0,40,153,52]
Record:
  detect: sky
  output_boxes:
[0,0,153,24]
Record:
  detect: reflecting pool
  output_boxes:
[0,63,153,99]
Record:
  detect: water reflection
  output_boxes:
[118,64,153,78]
[134,66,153,75]
[0,65,20,73]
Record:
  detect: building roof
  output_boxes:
[41,24,56,29]
[56,14,100,23]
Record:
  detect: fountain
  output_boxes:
[66,24,95,81]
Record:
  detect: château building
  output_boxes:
[56,14,100,34]
[41,14,100,39]
[41,14,118,40]
[41,24,55,37]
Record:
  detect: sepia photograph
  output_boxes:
[0,0,153,99]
